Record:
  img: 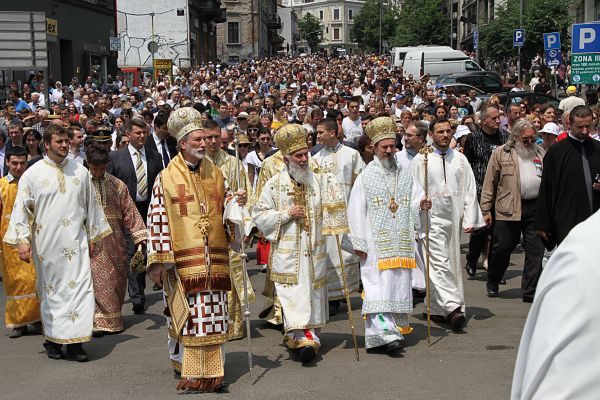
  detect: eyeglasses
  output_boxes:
[238,144,249,148]
[521,137,536,143]
[247,128,259,133]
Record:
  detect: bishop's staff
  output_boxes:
[335,235,360,362]
[419,146,434,346]
[232,125,254,382]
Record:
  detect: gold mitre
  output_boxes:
[274,124,308,155]
[365,116,397,144]
[167,107,203,142]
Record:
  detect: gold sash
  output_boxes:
[161,154,231,293]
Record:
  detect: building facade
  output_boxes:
[278,6,300,56]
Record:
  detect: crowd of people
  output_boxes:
[1,53,599,394]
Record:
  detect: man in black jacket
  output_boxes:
[108,118,162,314]
[144,111,177,168]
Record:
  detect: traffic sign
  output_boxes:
[571,53,600,84]
[147,41,159,54]
[572,22,600,54]
[543,32,561,51]
[513,29,525,47]
[473,29,479,50]
[109,36,121,52]
[545,49,562,67]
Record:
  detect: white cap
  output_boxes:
[539,122,560,136]
[359,105,365,112]
[454,124,471,140]
[157,100,166,106]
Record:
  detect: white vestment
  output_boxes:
[512,211,600,400]
[313,143,365,300]
[412,148,485,316]
[348,157,421,348]
[4,157,111,344]
[252,168,348,345]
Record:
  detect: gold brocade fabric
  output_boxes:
[182,344,224,378]
[161,154,230,293]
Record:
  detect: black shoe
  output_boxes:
[43,341,64,360]
[448,308,466,331]
[522,295,534,303]
[30,321,43,335]
[465,264,476,279]
[92,330,105,338]
[66,343,89,362]
[499,279,507,285]
[385,340,403,353]
[9,326,28,338]
[298,346,317,363]
[486,284,499,298]
[153,283,162,291]
[132,304,145,315]
[328,300,340,317]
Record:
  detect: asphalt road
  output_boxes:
[0,243,530,400]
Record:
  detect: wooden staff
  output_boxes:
[335,235,359,362]
[419,146,433,346]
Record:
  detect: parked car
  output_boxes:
[437,83,492,102]
[492,91,560,110]
[402,49,483,79]
[436,71,513,93]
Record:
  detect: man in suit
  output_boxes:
[144,110,177,168]
[108,118,162,314]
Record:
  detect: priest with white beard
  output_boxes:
[348,117,430,355]
[313,117,365,316]
[412,118,485,331]
[252,124,350,363]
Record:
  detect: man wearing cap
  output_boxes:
[412,118,484,332]
[203,119,255,340]
[348,116,428,353]
[559,86,585,114]
[146,107,247,392]
[236,111,249,133]
[253,124,349,363]
[538,122,560,152]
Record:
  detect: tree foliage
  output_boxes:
[393,0,450,47]
[298,13,322,53]
[350,0,398,53]
[480,0,574,64]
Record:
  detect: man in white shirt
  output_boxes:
[341,98,363,144]
[558,86,586,114]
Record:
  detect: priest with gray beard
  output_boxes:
[480,119,546,302]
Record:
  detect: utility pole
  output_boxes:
[518,0,523,81]
[475,0,479,64]
[379,0,383,54]
[150,12,155,80]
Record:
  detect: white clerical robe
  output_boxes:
[348,158,422,348]
[512,211,600,400]
[412,148,485,316]
[313,143,365,300]
[4,157,111,344]
[252,168,347,344]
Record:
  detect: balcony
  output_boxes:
[195,0,221,16]
[214,8,227,23]
[267,14,282,30]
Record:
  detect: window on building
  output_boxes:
[319,10,324,20]
[227,22,240,44]
[333,9,340,21]
[348,9,353,20]
[333,28,340,40]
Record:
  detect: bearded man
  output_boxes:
[252,124,349,363]
[481,119,546,302]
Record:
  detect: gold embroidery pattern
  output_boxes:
[61,218,72,227]
[23,185,33,198]
[72,177,80,186]
[48,314,53,322]
[38,254,45,263]
[61,248,77,261]
[67,280,77,289]
[41,179,50,188]
[66,309,80,323]
[43,281,54,294]
[33,223,42,234]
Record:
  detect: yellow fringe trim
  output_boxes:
[399,325,413,335]
[377,257,416,270]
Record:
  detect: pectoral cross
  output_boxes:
[171,184,195,217]
[288,183,308,231]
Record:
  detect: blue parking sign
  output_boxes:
[543,32,561,50]
[513,29,525,47]
[572,22,600,54]
[545,49,563,67]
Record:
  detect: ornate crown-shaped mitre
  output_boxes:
[365,116,397,145]
[167,107,203,142]
[274,124,308,155]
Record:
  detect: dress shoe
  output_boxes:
[43,341,64,360]
[522,295,534,303]
[9,326,28,338]
[448,307,466,331]
[328,300,340,317]
[132,304,145,315]
[92,330,105,338]
[499,279,507,285]
[259,264,267,273]
[385,340,403,353]
[486,284,499,298]
[153,283,162,291]
[66,343,89,362]
[465,263,476,280]
[422,312,447,324]
[30,321,43,335]
[298,346,317,363]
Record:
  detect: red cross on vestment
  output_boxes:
[171,184,195,217]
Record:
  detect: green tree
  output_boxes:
[350,0,398,53]
[298,13,322,53]
[480,0,574,64]
[393,0,450,47]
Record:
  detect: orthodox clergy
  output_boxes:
[4,124,111,361]
[313,118,365,315]
[86,142,147,335]
[252,123,349,363]
[348,117,427,354]
[412,118,485,331]
[146,107,248,392]
[0,146,41,338]
[203,119,255,341]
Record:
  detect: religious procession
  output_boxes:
[1,45,600,398]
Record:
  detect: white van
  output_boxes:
[391,46,453,67]
[402,49,482,79]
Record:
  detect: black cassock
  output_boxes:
[536,136,600,247]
